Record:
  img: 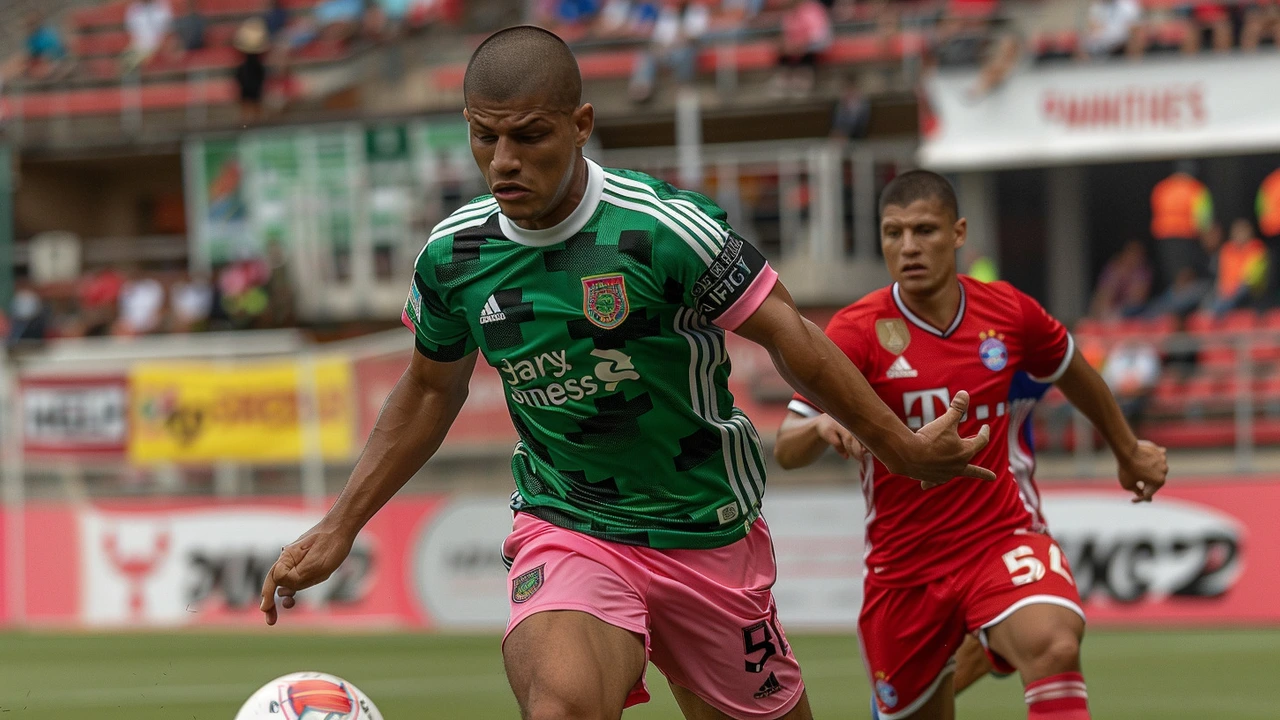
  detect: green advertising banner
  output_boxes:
[186,118,485,281]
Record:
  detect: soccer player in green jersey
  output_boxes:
[261,26,993,720]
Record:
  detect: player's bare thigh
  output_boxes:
[982,603,1085,684]
[667,682,815,720]
[504,609,647,720]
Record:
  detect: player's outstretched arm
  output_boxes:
[774,412,865,470]
[260,350,478,625]
[736,281,994,485]
[1054,349,1168,502]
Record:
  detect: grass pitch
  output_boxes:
[0,629,1276,718]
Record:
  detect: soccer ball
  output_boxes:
[234,671,383,720]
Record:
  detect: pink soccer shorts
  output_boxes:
[502,513,806,719]
[859,531,1085,719]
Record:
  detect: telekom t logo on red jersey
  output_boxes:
[903,388,950,430]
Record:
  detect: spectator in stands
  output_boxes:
[1206,218,1269,316]
[233,18,271,124]
[264,0,293,38]
[1242,0,1280,50]
[1151,163,1214,290]
[1146,265,1211,319]
[773,0,833,97]
[170,0,208,57]
[78,268,126,336]
[169,273,214,332]
[123,0,174,72]
[594,0,660,39]
[1173,2,1238,54]
[1090,240,1153,320]
[315,0,368,44]
[115,269,166,336]
[629,0,710,103]
[1257,167,1280,302]
[830,74,871,140]
[1101,338,1160,429]
[218,257,272,330]
[8,289,48,344]
[22,12,73,80]
[1080,0,1143,59]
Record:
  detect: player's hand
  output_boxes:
[905,390,995,489]
[1117,439,1167,503]
[815,414,866,462]
[260,519,357,626]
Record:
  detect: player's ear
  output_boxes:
[573,103,594,149]
[462,107,471,123]
[952,217,967,250]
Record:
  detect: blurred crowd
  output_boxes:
[1089,164,1280,324]
[5,248,296,345]
[3,0,458,121]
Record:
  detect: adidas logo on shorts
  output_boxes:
[754,672,784,699]
[479,295,507,324]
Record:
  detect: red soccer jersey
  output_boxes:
[789,277,1073,586]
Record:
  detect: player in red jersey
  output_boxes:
[775,170,1168,720]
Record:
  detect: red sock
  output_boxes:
[1025,671,1090,720]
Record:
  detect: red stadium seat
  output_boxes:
[1263,308,1280,330]
[1198,344,1237,370]
[73,32,131,58]
[1186,311,1215,333]
[1222,309,1259,332]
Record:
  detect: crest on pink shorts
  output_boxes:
[512,563,545,604]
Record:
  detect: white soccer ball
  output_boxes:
[234,671,383,720]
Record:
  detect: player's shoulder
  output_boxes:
[962,276,1028,310]
[425,195,501,245]
[832,286,895,327]
[599,165,729,226]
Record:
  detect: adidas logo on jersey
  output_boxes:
[479,295,507,325]
[886,356,918,379]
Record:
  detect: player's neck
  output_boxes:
[514,155,588,231]
[898,278,963,332]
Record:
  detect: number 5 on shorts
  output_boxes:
[742,618,787,673]
[1002,543,1074,587]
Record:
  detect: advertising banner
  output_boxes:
[22,498,446,629]
[353,352,516,449]
[8,480,1279,629]
[20,375,128,458]
[919,54,1280,170]
[128,358,354,464]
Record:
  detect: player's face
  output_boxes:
[464,95,594,229]
[880,198,966,295]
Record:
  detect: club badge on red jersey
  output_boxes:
[979,329,1009,371]
[582,274,629,329]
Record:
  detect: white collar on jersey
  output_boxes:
[892,281,967,338]
[498,157,604,247]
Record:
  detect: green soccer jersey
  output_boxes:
[403,159,779,549]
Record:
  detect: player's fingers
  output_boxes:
[260,564,280,617]
[940,390,971,426]
[962,424,991,455]
[959,462,997,482]
[281,595,297,610]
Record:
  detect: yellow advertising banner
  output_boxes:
[129,357,354,463]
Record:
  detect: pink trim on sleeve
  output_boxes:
[402,309,414,331]
[714,263,779,331]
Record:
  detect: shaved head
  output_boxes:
[464,26,582,113]
[880,170,960,222]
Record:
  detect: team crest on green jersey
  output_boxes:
[511,564,545,604]
[582,274,629,329]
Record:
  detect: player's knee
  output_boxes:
[1023,631,1081,678]
[522,691,610,720]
